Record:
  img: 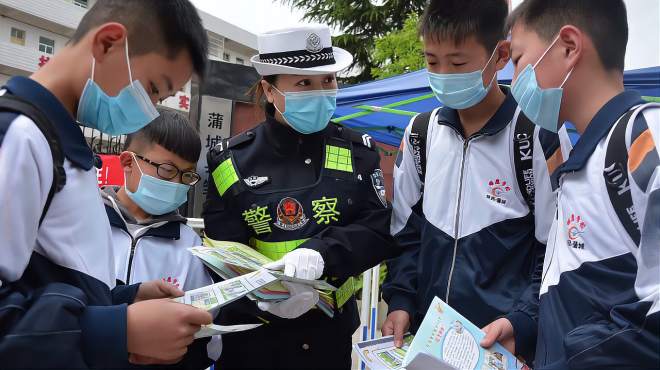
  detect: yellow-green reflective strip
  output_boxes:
[335,276,359,308]
[249,238,308,261]
[211,158,239,196]
[325,145,353,172]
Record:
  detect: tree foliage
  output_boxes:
[280,0,426,83]
[371,13,425,79]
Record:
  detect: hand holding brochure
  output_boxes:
[403,297,529,370]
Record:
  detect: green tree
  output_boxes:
[280,0,426,83]
[371,13,425,79]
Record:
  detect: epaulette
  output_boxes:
[208,130,256,164]
[333,124,376,151]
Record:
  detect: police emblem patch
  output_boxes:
[306,33,323,53]
[371,169,388,207]
[244,175,270,188]
[274,197,309,231]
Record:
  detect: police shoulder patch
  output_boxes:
[371,168,388,207]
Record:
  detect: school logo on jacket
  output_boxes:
[486,178,511,204]
[566,213,587,249]
[162,276,180,289]
[274,197,309,231]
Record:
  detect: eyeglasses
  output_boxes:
[133,154,201,186]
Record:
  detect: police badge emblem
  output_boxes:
[371,169,388,207]
[274,197,309,231]
[306,33,323,53]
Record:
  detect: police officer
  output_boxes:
[203,24,401,369]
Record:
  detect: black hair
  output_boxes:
[124,110,202,163]
[419,0,509,52]
[251,75,279,114]
[71,0,208,79]
[506,0,628,71]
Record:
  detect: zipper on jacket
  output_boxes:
[445,138,472,303]
[125,236,138,284]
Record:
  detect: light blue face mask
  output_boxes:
[272,86,338,134]
[427,47,498,109]
[77,39,159,136]
[126,154,190,215]
[511,35,574,133]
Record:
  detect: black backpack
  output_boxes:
[408,109,536,211]
[0,93,66,225]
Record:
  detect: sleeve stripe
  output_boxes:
[629,129,656,173]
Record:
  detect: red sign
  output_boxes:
[97,155,125,187]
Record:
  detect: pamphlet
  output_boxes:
[353,335,414,370]
[173,269,277,314]
[194,323,263,339]
[403,297,530,370]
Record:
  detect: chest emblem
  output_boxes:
[274,197,309,231]
[486,178,511,204]
[566,213,587,249]
[244,175,270,188]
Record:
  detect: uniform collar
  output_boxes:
[436,86,517,138]
[263,110,328,154]
[104,203,182,240]
[558,90,645,174]
[3,76,94,170]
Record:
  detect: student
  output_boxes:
[382,0,556,362]
[102,111,220,367]
[0,0,213,367]
[481,0,660,368]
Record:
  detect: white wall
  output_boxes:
[510,0,660,70]
[0,16,69,55]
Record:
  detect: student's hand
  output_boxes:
[127,299,212,363]
[481,318,515,354]
[134,279,184,302]
[264,248,324,280]
[382,310,410,348]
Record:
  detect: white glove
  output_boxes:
[263,248,324,280]
[257,282,319,319]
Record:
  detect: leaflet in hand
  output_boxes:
[353,334,414,370]
[194,323,262,339]
[403,297,530,370]
[173,269,277,313]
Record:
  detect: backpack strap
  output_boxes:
[603,104,659,246]
[409,111,432,184]
[0,94,66,226]
[512,109,536,211]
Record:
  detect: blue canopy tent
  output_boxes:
[333,65,660,148]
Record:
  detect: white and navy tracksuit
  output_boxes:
[383,88,559,360]
[102,187,221,366]
[530,91,660,369]
[0,76,136,368]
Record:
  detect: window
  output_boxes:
[207,31,224,59]
[73,0,88,8]
[235,57,244,65]
[10,28,26,46]
[223,52,230,62]
[39,36,55,54]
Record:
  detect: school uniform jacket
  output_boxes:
[0,76,136,368]
[382,88,558,360]
[530,91,660,370]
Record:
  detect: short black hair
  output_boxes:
[125,110,202,164]
[71,0,208,79]
[506,0,628,71]
[419,0,509,52]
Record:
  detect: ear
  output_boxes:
[261,79,275,104]
[90,23,128,63]
[119,151,134,175]
[494,40,511,71]
[557,25,582,71]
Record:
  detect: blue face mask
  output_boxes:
[511,35,573,133]
[272,87,338,134]
[428,47,498,109]
[126,154,190,215]
[77,39,159,136]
